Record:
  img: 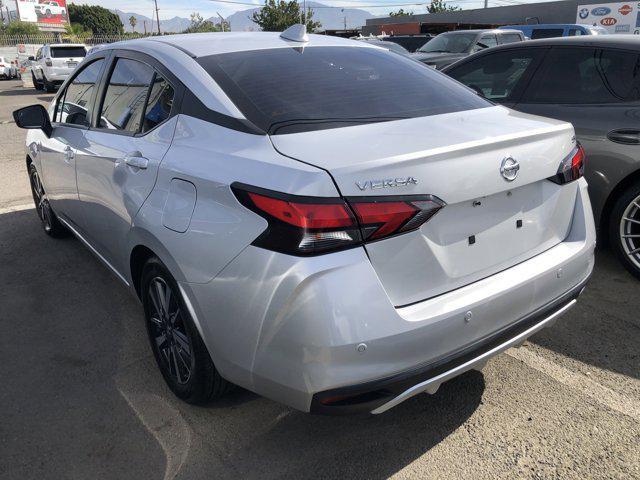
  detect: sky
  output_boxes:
[75,0,552,20]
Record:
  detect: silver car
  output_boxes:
[14,28,595,414]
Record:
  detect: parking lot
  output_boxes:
[0,77,638,479]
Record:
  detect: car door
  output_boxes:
[39,57,106,225]
[76,51,179,274]
[514,46,640,223]
[445,47,547,108]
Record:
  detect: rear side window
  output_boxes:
[448,49,542,102]
[531,29,564,39]
[500,33,522,44]
[55,59,104,127]
[568,28,583,36]
[142,74,175,133]
[198,46,489,134]
[522,47,640,104]
[51,47,86,58]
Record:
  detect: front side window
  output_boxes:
[523,47,640,104]
[418,33,477,53]
[198,46,489,134]
[55,59,104,127]
[448,49,542,101]
[474,34,498,52]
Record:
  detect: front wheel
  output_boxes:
[28,164,67,237]
[141,258,232,404]
[609,182,640,280]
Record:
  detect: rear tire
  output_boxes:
[28,163,67,238]
[609,182,640,280]
[141,257,232,404]
[32,72,42,90]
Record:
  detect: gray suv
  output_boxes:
[444,35,640,279]
[411,29,525,69]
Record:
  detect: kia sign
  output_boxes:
[577,2,638,33]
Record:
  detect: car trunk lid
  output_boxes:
[270,106,578,306]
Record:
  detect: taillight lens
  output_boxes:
[45,59,53,67]
[232,183,445,256]
[548,144,585,185]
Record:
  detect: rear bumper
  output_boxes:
[311,276,587,414]
[182,178,595,413]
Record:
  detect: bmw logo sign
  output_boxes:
[579,8,589,19]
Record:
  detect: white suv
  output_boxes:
[0,57,18,79]
[31,44,86,92]
[35,1,66,18]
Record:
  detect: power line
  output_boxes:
[208,0,437,8]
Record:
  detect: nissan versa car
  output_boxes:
[14,28,595,414]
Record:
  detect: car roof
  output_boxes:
[48,44,86,48]
[108,32,372,58]
[501,23,589,28]
[479,34,640,49]
[441,29,517,35]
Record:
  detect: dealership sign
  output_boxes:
[577,2,640,33]
[15,0,69,29]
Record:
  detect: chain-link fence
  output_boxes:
[0,33,160,47]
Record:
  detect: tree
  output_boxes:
[2,21,40,35]
[182,12,222,33]
[251,0,321,32]
[389,9,413,17]
[68,4,124,36]
[64,22,91,40]
[129,15,137,33]
[427,0,461,13]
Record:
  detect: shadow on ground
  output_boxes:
[530,247,640,380]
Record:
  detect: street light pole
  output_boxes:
[154,0,161,34]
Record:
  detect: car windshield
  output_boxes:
[418,33,477,53]
[198,46,489,134]
[51,47,86,58]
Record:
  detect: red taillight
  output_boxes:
[233,183,445,256]
[45,59,53,67]
[549,144,585,185]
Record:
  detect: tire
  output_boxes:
[32,72,42,90]
[141,257,232,404]
[609,182,640,280]
[43,75,56,93]
[28,164,67,238]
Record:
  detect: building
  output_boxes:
[363,0,631,35]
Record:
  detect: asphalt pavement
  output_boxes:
[0,79,638,480]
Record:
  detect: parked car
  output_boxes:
[499,24,608,39]
[14,28,594,414]
[31,44,87,92]
[0,57,18,79]
[35,1,67,18]
[411,29,525,69]
[444,35,640,279]
[355,37,411,56]
[384,34,435,53]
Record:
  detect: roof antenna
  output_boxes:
[280,24,309,43]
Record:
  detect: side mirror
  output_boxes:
[28,56,35,61]
[13,104,53,137]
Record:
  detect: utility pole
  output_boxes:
[143,20,147,35]
[217,11,225,31]
[153,0,161,35]
[484,0,488,7]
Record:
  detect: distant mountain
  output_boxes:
[222,2,374,32]
[114,2,374,35]
[114,10,191,34]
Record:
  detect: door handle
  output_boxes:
[123,152,149,170]
[64,145,75,162]
[607,129,640,145]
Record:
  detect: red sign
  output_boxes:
[601,17,618,25]
[619,4,632,15]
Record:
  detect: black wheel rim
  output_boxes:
[620,193,640,270]
[29,168,52,233]
[148,277,193,385]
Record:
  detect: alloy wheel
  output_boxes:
[620,193,640,271]
[29,167,52,233]
[147,277,193,385]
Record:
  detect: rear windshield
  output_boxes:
[51,47,87,58]
[197,46,489,134]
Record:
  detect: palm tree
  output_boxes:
[129,15,137,33]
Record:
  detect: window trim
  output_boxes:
[90,49,183,138]
[519,45,640,106]
[51,54,110,131]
